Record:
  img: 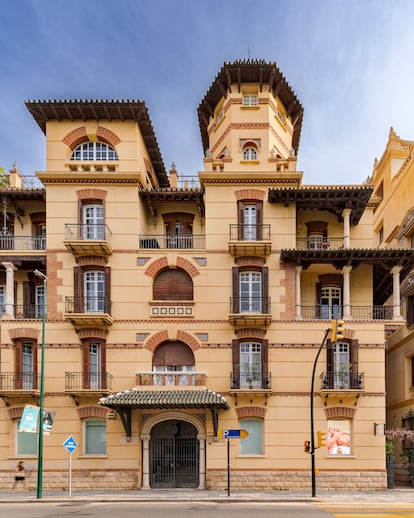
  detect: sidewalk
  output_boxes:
[0,486,413,504]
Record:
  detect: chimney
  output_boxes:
[169,162,178,188]
[9,163,23,188]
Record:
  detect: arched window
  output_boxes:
[71,142,118,161]
[243,147,257,160]
[153,341,195,386]
[153,268,193,300]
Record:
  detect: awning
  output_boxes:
[100,388,229,438]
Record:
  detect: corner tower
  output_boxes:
[198,59,303,173]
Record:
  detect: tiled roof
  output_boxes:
[100,388,229,410]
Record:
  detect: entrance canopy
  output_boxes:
[100,388,229,439]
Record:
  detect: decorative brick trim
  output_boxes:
[76,189,107,201]
[325,406,356,419]
[235,256,265,267]
[176,330,200,351]
[62,127,88,149]
[96,126,121,147]
[234,189,266,202]
[8,407,24,419]
[77,406,110,419]
[77,328,108,340]
[235,328,266,339]
[8,327,39,340]
[144,330,169,352]
[77,256,108,267]
[176,257,200,278]
[235,406,267,419]
[145,257,169,278]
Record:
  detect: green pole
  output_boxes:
[34,270,47,499]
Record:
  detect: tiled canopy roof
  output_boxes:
[100,388,229,410]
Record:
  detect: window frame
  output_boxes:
[15,419,38,456]
[243,147,258,161]
[232,266,268,314]
[71,141,118,161]
[232,338,268,390]
[239,418,264,455]
[237,201,263,241]
[83,418,107,455]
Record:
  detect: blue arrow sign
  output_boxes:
[63,435,78,454]
[223,429,248,439]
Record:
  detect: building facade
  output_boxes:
[0,60,411,491]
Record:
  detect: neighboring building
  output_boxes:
[0,60,412,491]
[371,128,414,484]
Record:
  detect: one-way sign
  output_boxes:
[63,435,78,454]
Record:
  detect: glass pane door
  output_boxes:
[321,286,341,319]
[240,271,261,313]
[83,204,104,240]
[243,205,257,241]
[84,271,105,313]
[333,342,350,389]
[240,343,261,388]
[89,342,100,389]
[22,342,33,389]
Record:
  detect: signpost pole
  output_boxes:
[227,439,230,497]
[69,451,72,497]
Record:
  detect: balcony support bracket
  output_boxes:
[211,407,219,437]
[116,406,132,441]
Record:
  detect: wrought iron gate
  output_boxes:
[150,420,199,488]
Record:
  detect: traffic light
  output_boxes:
[304,440,310,453]
[330,320,345,342]
[317,430,326,448]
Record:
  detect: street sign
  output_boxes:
[63,435,78,454]
[218,429,249,439]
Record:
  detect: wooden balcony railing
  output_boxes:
[136,371,206,386]
[139,234,205,249]
[65,371,113,391]
[320,371,364,390]
[0,371,39,390]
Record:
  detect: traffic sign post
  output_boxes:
[217,430,249,496]
[63,436,78,496]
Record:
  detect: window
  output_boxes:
[22,341,34,390]
[237,201,263,241]
[74,266,111,314]
[71,142,118,161]
[327,419,351,456]
[14,339,37,390]
[0,285,4,313]
[232,266,268,314]
[82,338,107,390]
[153,269,193,301]
[326,339,359,390]
[243,147,257,160]
[239,418,263,455]
[232,338,269,390]
[35,284,44,319]
[89,342,101,389]
[320,286,342,320]
[242,94,258,106]
[152,341,195,386]
[163,212,194,249]
[16,420,37,455]
[84,418,106,455]
[83,203,104,240]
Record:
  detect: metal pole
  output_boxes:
[34,270,47,499]
[310,328,330,498]
[69,452,72,497]
[227,439,230,497]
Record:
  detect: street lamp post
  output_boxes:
[33,269,47,499]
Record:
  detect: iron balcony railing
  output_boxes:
[139,234,205,249]
[0,235,45,251]
[175,176,200,188]
[300,305,395,320]
[229,224,271,241]
[136,371,206,386]
[0,371,39,390]
[230,296,271,314]
[65,371,113,391]
[295,237,345,250]
[230,371,271,390]
[0,304,44,319]
[320,371,364,390]
[65,296,112,314]
[64,223,112,242]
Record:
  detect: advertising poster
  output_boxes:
[327,419,351,455]
[43,410,56,435]
[18,405,39,433]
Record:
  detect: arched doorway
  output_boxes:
[150,419,199,488]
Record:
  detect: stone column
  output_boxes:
[197,434,206,489]
[342,266,352,320]
[295,266,302,319]
[391,266,403,321]
[2,262,16,317]
[140,434,151,489]
[342,208,351,249]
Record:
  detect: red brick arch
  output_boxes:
[145,257,199,279]
[234,189,266,201]
[77,406,110,419]
[63,126,120,150]
[235,406,267,419]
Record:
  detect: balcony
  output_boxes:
[64,297,113,327]
[295,237,344,250]
[136,371,206,387]
[64,224,113,257]
[0,235,45,252]
[319,371,364,404]
[65,371,113,395]
[229,371,272,403]
[139,234,205,250]
[228,224,271,257]
[229,297,272,328]
[300,305,395,321]
[0,304,44,319]
[0,372,39,394]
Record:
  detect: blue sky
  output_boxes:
[1,0,414,184]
